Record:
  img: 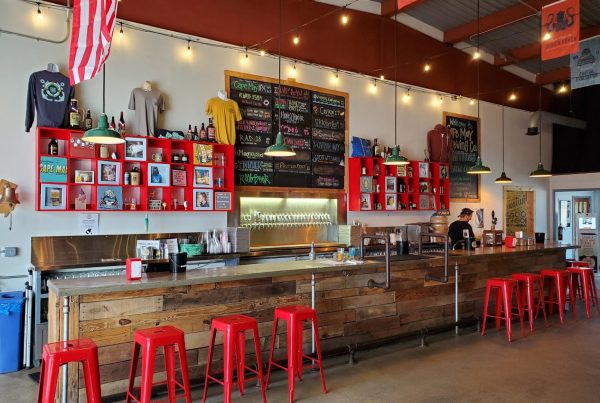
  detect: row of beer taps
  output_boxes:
[240,211,333,229]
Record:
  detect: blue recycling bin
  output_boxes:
[0,291,25,373]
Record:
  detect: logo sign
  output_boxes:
[541,0,579,61]
[570,36,600,90]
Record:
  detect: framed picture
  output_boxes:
[194,166,213,188]
[193,189,213,210]
[75,170,94,184]
[124,137,147,161]
[419,194,430,210]
[97,186,123,210]
[396,165,406,177]
[385,177,396,193]
[385,194,397,210]
[418,162,429,178]
[503,186,535,236]
[215,192,232,210]
[40,184,66,210]
[419,181,429,193]
[359,176,372,193]
[439,165,448,179]
[193,143,213,165]
[445,112,480,202]
[148,163,170,186]
[171,168,187,187]
[97,160,120,185]
[39,156,68,183]
[360,193,371,210]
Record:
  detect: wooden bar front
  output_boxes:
[47,244,572,401]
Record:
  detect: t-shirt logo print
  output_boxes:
[40,79,65,102]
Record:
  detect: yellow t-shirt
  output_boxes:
[205,97,242,145]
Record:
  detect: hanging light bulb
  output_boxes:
[495,107,512,183]
[380,74,385,80]
[341,14,349,25]
[543,32,552,41]
[260,50,266,57]
[509,92,517,101]
[186,40,191,55]
[558,83,568,94]
[424,63,431,72]
[293,35,300,45]
[369,79,377,94]
[119,22,124,39]
[402,89,411,104]
[473,49,481,60]
[469,99,475,105]
[245,48,249,59]
[438,96,444,105]
[36,3,43,20]
[331,70,339,84]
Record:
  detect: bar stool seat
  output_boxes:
[511,273,547,333]
[202,314,267,403]
[266,305,327,403]
[37,338,102,403]
[540,269,576,324]
[126,325,192,403]
[481,278,525,342]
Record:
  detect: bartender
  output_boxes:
[448,208,475,247]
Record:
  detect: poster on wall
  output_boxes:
[444,112,480,202]
[570,36,600,90]
[541,0,579,61]
[503,186,535,236]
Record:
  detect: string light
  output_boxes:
[119,22,124,39]
[186,40,191,55]
[469,99,475,105]
[558,83,568,94]
[402,89,411,104]
[293,35,300,45]
[36,2,43,19]
[473,50,480,60]
[341,14,349,25]
[424,63,431,72]
[509,92,517,101]
[543,32,552,41]
[369,79,377,94]
[438,96,443,105]
[380,74,384,80]
[260,50,266,56]
[245,48,249,59]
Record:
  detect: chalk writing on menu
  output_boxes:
[230,74,346,188]
[445,112,480,201]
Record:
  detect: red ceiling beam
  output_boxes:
[381,0,429,17]
[443,0,555,44]
[537,67,570,85]
[495,25,600,67]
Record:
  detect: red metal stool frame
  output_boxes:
[266,305,327,403]
[37,338,102,403]
[540,269,576,324]
[481,278,525,342]
[567,266,600,319]
[511,273,547,333]
[568,261,599,310]
[202,314,267,403]
[125,326,192,403]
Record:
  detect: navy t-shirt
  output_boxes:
[26,70,74,132]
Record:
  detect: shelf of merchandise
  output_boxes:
[36,127,234,212]
[348,157,450,212]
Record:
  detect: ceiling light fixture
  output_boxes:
[245,47,249,59]
[558,83,568,94]
[424,63,431,72]
[469,99,475,105]
[543,32,552,41]
[186,40,191,54]
[293,35,300,45]
[119,22,124,39]
[260,50,266,56]
[467,0,491,175]
[265,0,296,158]
[473,50,480,60]
[402,89,411,104]
[341,14,349,25]
[83,67,124,144]
[380,74,385,80]
[384,3,409,166]
[495,107,512,183]
[36,2,42,19]
[509,92,517,101]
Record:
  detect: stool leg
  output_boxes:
[202,328,217,403]
[287,316,297,403]
[140,343,157,403]
[164,344,176,403]
[236,330,246,396]
[41,355,59,403]
[36,358,46,403]
[311,315,327,394]
[581,272,592,319]
[495,287,503,331]
[567,274,577,320]
[265,317,279,389]
[524,280,534,334]
[535,278,548,327]
[223,328,235,403]
[82,349,102,403]
[251,325,267,403]
[176,336,192,403]
[555,276,565,324]
[516,283,525,337]
[502,284,512,342]
[590,272,600,314]
[481,284,491,336]
[126,343,140,403]
[548,278,556,316]
[296,319,303,381]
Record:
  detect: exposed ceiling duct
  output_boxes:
[526,110,586,136]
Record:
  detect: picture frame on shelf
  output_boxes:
[385,194,397,210]
[98,160,120,185]
[124,137,147,161]
[193,189,213,210]
[396,165,407,177]
[419,194,430,210]
[418,162,429,178]
[74,170,94,184]
[385,177,396,193]
[359,176,372,193]
[419,181,429,193]
[215,192,232,210]
[39,156,68,183]
[171,168,187,187]
[40,184,67,210]
[194,166,212,188]
[193,143,213,165]
[439,165,448,179]
[97,186,123,210]
[360,193,371,210]
[74,187,88,210]
[148,163,170,186]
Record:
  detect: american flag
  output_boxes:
[69,0,118,85]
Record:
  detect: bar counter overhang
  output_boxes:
[47,242,576,401]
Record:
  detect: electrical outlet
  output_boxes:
[3,247,17,257]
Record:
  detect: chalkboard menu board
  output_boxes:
[227,72,347,189]
[444,112,480,202]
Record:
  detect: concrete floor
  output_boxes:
[3,308,600,402]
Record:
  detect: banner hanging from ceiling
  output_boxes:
[570,36,600,89]
[541,0,580,61]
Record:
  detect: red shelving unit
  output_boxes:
[348,157,449,212]
[36,127,234,212]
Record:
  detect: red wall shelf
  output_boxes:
[348,157,449,212]
[36,127,234,212]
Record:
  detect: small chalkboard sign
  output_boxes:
[215,192,232,210]
[444,112,480,202]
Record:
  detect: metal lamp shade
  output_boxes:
[82,114,124,144]
[264,131,296,157]
[383,146,410,165]
[494,171,513,183]
[466,156,491,174]
[529,162,552,178]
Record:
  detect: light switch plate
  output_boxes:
[3,247,17,257]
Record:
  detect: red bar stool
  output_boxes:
[37,338,102,403]
[568,261,599,308]
[125,326,192,403]
[567,265,600,319]
[481,278,525,342]
[540,269,576,324]
[266,305,327,403]
[202,314,267,403]
[511,273,547,333]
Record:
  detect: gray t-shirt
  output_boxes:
[128,88,165,136]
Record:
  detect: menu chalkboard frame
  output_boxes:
[225,70,349,193]
[444,112,481,203]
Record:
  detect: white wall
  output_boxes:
[0,0,551,290]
